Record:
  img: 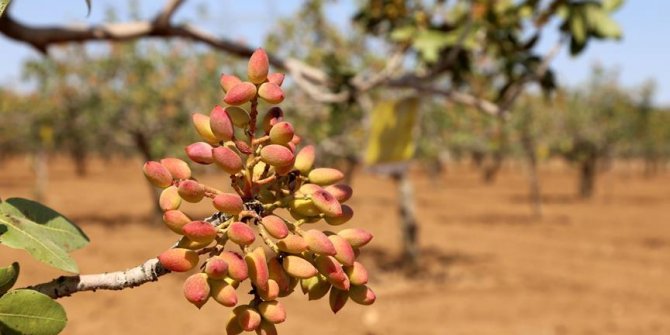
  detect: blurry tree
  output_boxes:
[548,66,635,198]
[0,0,625,267]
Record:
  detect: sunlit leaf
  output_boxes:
[0,289,67,335]
[0,263,19,295]
[3,198,89,252]
[0,204,79,273]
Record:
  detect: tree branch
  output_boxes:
[497,37,566,114]
[26,258,170,299]
[22,213,226,299]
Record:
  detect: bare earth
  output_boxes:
[1,157,669,335]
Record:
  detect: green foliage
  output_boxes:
[0,263,19,295]
[0,198,88,273]
[0,0,10,18]
[0,289,67,335]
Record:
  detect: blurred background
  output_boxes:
[1,1,669,334]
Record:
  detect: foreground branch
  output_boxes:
[24,214,225,299]
[26,258,169,299]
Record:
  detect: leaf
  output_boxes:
[0,213,79,274]
[569,8,587,45]
[390,26,416,42]
[2,198,89,252]
[603,0,624,12]
[586,6,622,39]
[85,0,91,17]
[0,289,67,335]
[0,0,10,18]
[0,263,19,295]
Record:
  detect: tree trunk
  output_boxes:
[482,152,504,184]
[579,155,597,198]
[70,146,88,177]
[391,170,419,270]
[132,131,163,219]
[32,148,48,202]
[521,134,542,218]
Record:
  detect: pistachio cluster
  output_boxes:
[143,49,375,335]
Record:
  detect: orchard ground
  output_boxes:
[1,157,669,335]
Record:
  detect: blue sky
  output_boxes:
[1,1,668,105]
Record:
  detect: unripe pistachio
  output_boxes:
[220,74,242,93]
[290,134,301,145]
[162,210,191,234]
[328,234,355,266]
[205,256,229,279]
[277,235,308,254]
[311,189,343,217]
[273,163,295,176]
[267,72,285,86]
[258,279,280,301]
[224,82,257,106]
[287,142,296,153]
[293,145,315,175]
[261,107,283,133]
[183,220,217,244]
[248,48,270,84]
[269,121,294,145]
[280,276,299,298]
[226,314,244,335]
[349,285,376,305]
[226,106,251,128]
[212,146,243,174]
[227,222,256,245]
[143,161,173,188]
[315,255,350,291]
[297,183,322,196]
[260,144,294,167]
[177,236,211,250]
[183,273,210,308]
[260,215,289,239]
[258,82,284,104]
[303,229,337,256]
[160,157,191,180]
[267,257,291,295]
[300,276,317,295]
[185,142,214,164]
[213,193,244,215]
[235,305,262,331]
[289,198,320,217]
[159,186,181,211]
[177,180,205,203]
[192,113,219,144]
[220,251,248,281]
[256,319,278,335]
[324,184,353,203]
[158,248,199,272]
[282,255,318,279]
[210,280,237,307]
[338,228,373,248]
[308,168,344,186]
[325,204,353,226]
[245,247,269,292]
[345,261,369,286]
[209,105,234,141]
[329,287,349,314]
[258,300,286,324]
[307,275,331,301]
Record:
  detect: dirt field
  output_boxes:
[1,157,669,335]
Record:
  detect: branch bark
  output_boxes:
[26,258,170,299]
